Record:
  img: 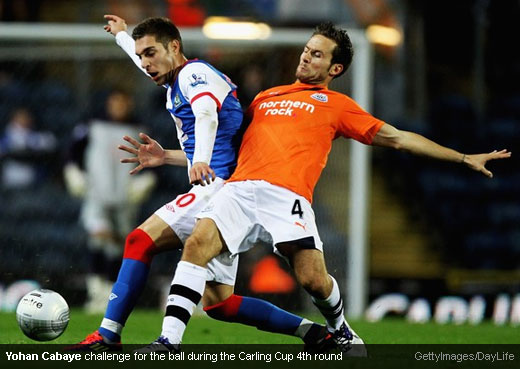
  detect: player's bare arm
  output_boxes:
[372,123,512,178]
[119,132,187,175]
[103,14,127,36]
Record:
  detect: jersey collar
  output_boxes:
[166,58,200,85]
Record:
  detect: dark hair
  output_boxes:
[132,17,183,53]
[312,22,353,79]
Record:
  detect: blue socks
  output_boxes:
[239,296,304,334]
[205,294,306,336]
[98,258,149,342]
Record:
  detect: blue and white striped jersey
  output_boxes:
[166,60,243,180]
[115,32,244,180]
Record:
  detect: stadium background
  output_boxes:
[0,0,518,326]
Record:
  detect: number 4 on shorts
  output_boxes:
[291,199,303,219]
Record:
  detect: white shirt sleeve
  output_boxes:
[191,95,218,165]
[178,63,232,110]
[115,31,149,76]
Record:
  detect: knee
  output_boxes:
[123,229,156,265]
[182,221,222,265]
[182,232,213,265]
[184,231,204,250]
[183,232,202,257]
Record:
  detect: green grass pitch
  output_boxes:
[1,309,520,344]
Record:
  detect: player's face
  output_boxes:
[295,35,338,85]
[135,35,178,85]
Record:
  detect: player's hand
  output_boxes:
[103,14,128,36]
[464,149,511,178]
[119,132,166,175]
[190,162,216,186]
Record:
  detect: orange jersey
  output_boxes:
[228,82,385,203]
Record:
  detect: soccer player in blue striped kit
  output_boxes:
[73,15,333,351]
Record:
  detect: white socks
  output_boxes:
[312,275,345,331]
[161,261,207,344]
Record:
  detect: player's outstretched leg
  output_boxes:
[281,246,366,356]
[204,294,334,351]
[69,226,167,351]
[137,281,334,351]
[310,275,366,356]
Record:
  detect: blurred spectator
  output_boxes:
[237,64,265,108]
[63,90,156,313]
[0,107,57,190]
[105,0,167,24]
[0,0,42,21]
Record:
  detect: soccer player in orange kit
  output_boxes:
[139,22,511,354]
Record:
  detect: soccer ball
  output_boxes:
[16,289,70,341]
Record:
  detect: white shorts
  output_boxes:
[154,177,238,285]
[196,180,323,258]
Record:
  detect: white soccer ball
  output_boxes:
[16,288,70,341]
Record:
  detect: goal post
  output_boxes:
[347,38,374,318]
